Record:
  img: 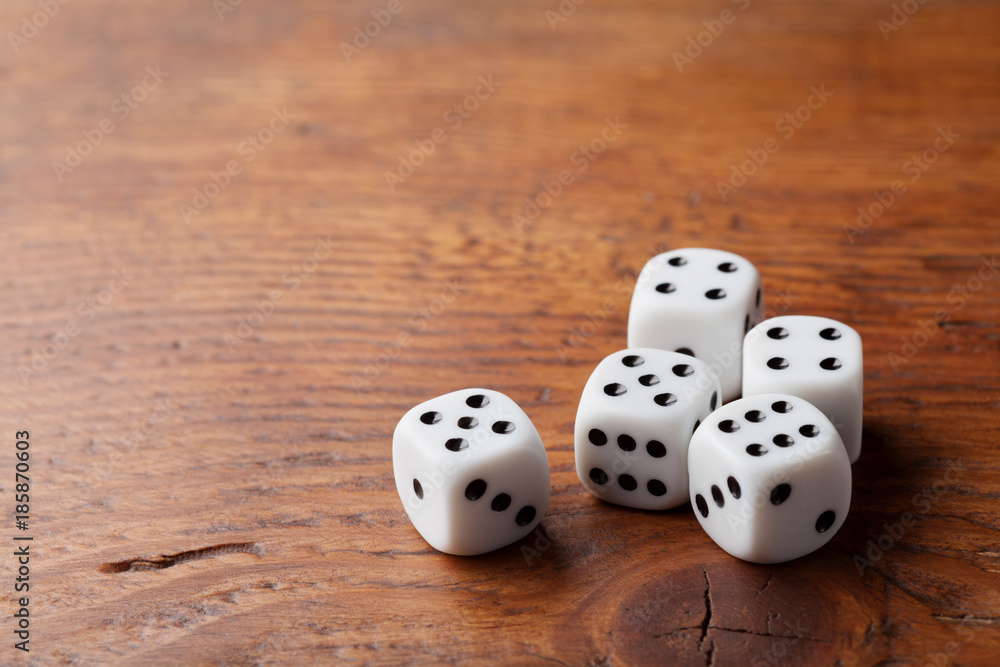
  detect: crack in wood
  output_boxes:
[699,567,714,666]
[100,542,263,573]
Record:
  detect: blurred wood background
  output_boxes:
[1,0,998,664]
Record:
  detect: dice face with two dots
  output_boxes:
[688,394,852,564]
[743,315,863,463]
[628,248,764,403]
[393,388,550,556]
[575,349,721,510]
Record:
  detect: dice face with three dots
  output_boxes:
[575,348,721,510]
[743,316,863,464]
[688,394,851,564]
[392,388,550,556]
[627,248,764,402]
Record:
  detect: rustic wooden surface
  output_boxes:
[1,0,998,664]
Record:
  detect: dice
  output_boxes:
[575,348,721,510]
[627,248,764,402]
[743,315,863,463]
[392,388,550,556]
[687,394,851,563]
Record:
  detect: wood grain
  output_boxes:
[1,0,998,664]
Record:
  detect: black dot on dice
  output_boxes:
[820,327,842,340]
[647,479,667,496]
[589,468,609,485]
[770,483,792,505]
[515,506,536,526]
[727,476,741,499]
[800,424,820,437]
[413,479,423,499]
[491,493,512,512]
[692,419,701,434]
[767,357,789,370]
[745,410,766,423]
[420,411,442,425]
[617,434,636,451]
[718,262,738,273]
[755,287,762,307]
[639,374,660,386]
[466,394,490,408]
[672,364,694,377]
[646,440,666,458]
[705,288,727,300]
[458,416,478,429]
[589,428,608,446]
[820,357,842,371]
[815,510,836,533]
[622,354,645,367]
[668,256,687,267]
[771,400,793,413]
[711,485,725,508]
[710,391,718,411]
[746,443,768,456]
[655,283,676,294]
[675,347,695,356]
[492,420,516,434]
[719,419,740,433]
[767,327,789,340]
[619,474,638,491]
[773,434,794,448]
[604,383,627,397]
[465,479,487,501]
[695,494,709,518]
[744,314,750,334]
[445,438,469,452]
[654,393,677,407]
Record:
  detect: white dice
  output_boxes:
[688,394,851,564]
[575,348,721,510]
[743,316,863,463]
[628,248,764,402]
[392,388,550,556]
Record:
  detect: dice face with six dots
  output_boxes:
[393,388,550,556]
[575,348,721,510]
[627,248,764,402]
[743,316,863,464]
[688,394,851,564]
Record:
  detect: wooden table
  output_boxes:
[2,0,998,664]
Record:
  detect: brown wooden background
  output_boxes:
[1,0,998,664]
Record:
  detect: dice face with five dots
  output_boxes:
[393,388,550,556]
[688,394,851,564]
[575,348,721,510]
[743,316,863,464]
[627,248,764,403]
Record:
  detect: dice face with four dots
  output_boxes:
[392,388,550,556]
[743,316,863,464]
[688,394,851,564]
[575,348,721,510]
[627,248,764,403]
